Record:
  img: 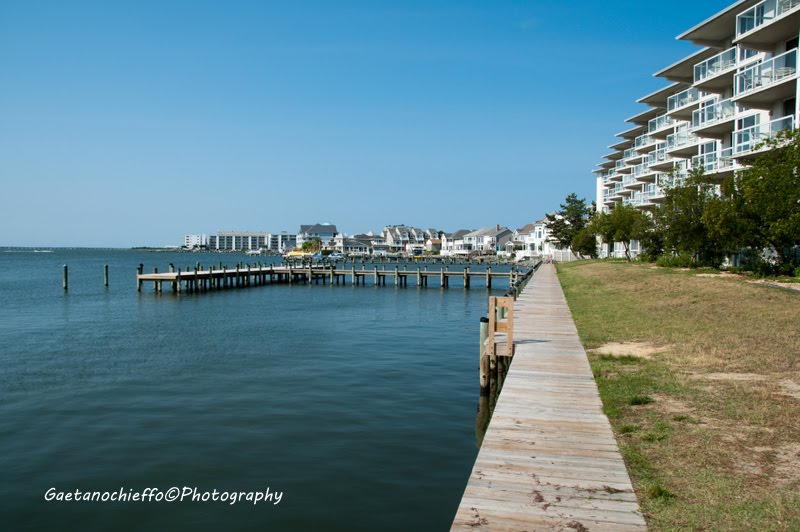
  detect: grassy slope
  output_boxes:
[557,261,800,531]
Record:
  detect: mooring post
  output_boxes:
[63,264,68,291]
[394,265,399,286]
[351,266,356,286]
[103,264,109,287]
[479,316,489,390]
[464,266,469,289]
[487,266,492,290]
[137,264,143,292]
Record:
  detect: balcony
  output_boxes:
[615,176,641,196]
[649,143,677,171]
[691,98,737,138]
[624,148,643,165]
[666,126,700,157]
[694,48,738,92]
[648,114,677,139]
[634,133,657,153]
[667,87,709,119]
[691,147,737,180]
[632,159,658,183]
[733,49,798,108]
[736,0,800,51]
[733,114,795,157]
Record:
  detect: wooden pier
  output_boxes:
[452,264,646,531]
[136,264,521,293]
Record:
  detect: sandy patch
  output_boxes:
[750,280,800,293]
[778,380,800,400]
[693,372,768,382]
[773,443,800,484]
[590,342,671,359]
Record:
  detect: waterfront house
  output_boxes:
[594,0,800,258]
[333,235,370,255]
[462,226,513,254]
[426,238,442,253]
[297,224,338,250]
[441,229,473,256]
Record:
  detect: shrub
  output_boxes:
[656,254,695,268]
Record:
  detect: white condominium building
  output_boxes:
[595,0,799,256]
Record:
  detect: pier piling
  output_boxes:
[63,265,68,291]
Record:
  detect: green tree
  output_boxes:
[660,169,724,267]
[713,130,800,271]
[571,227,598,259]
[590,204,652,260]
[301,239,322,253]
[545,193,592,249]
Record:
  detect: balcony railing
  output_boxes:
[648,114,675,133]
[737,0,800,36]
[668,87,702,111]
[621,175,636,187]
[632,162,651,178]
[666,126,698,151]
[734,115,795,154]
[623,148,638,160]
[735,48,797,95]
[694,47,737,83]
[692,147,735,173]
[692,98,736,129]
[614,160,626,171]
[634,134,655,149]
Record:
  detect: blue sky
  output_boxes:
[0,0,732,247]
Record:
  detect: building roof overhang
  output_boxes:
[676,0,760,48]
[653,47,717,83]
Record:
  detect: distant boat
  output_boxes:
[245,249,262,256]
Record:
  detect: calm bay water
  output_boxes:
[0,249,510,531]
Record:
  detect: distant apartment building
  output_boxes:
[595,0,800,257]
[182,234,207,249]
[208,232,271,251]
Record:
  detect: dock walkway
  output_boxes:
[452,263,646,531]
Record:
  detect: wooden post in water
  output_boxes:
[487,266,492,289]
[464,266,469,289]
[479,316,489,390]
[104,264,109,287]
[137,264,143,292]
[394,266,399,286]
[374,266,378,286]
[351,266,356,286]
[63,265,68,291]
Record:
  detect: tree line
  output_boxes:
[547,130,800,275]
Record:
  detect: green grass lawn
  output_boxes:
[557,261,800,531]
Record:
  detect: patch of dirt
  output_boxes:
[692,372,768,382]
[590,342,671,359]
[750,280,800,293]
[778,380,800,400]
[773,443,800,484]
[649,394,693,416]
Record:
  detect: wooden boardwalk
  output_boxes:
[452,264,646,531]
